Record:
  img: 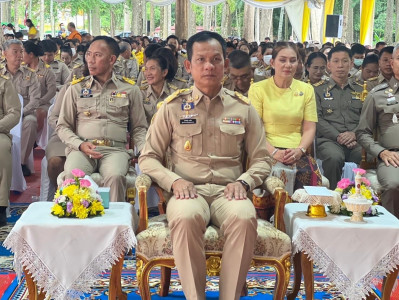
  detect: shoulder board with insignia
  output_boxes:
[167,83,178,90]
[0,74,9,80]
[73,63,83,69]
[265,65,271,70]
[140,85,148,90]
[45,63,50,68]
[371,82,389,93]
[165,88,192,104]
[26,67,35,73]
[174,77,188,83]
[234,91,249,104]
[122,76,135,85]
[21,62,26,65]
[156,101,164,110]
[313,80,325,87]
[71,76,86,85]
[367,76,378,82]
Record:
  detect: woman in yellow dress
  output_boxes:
[249,42,322,192]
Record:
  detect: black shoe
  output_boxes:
[21,164,31,177]
[0,206,7,227]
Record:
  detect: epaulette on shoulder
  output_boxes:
[367,76,378,82]
[140,84,148,90]
[0,74,9,80]
[21,62,26,66]
[371,82,389,93]
[122,76,136,85]
[234,91,250,104]
[167,83,178,90]
[45,63,50,68]
[73,63,83,69]
[265,65,271,70]
[156,101,164,110]
[71,76,86,85]
[174,77,188,83]
[26,66,35,73]
[313,80,325,87]
[165,88,191,104]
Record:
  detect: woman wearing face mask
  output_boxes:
[140,47,178,123]
[304,52,328,86]
[23,41,57,138]
[249,42,322,194]
[254,42,273,82]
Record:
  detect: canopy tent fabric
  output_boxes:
[360,0,375,45]
[322,0,334,43]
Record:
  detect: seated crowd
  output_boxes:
[0,27,399,299]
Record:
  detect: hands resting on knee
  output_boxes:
[379,150,399,168]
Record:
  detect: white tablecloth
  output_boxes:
[284,203,399,299]
[3,202,136,300]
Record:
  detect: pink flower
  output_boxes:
[361,177,370,186]
[71,169,85,178]
[79,179,91,188]
[337,178,351,189]
[62,178,75,186]
[353,168,366,175]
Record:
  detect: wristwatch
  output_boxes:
[299,147,307,155]
[237,180,250,191]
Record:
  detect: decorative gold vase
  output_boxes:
[306,204,327,218]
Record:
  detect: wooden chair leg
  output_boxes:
[301,252,314,300]
[23,267,46,300]
[240,282,248,296]
[273,256,291,300]
[382,267,399,300]
[159,266,171,296]
[109,255,127,300]
[287,252,301,300]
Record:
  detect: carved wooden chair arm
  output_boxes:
[135,174,152,233]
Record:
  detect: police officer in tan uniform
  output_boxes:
[114,41,139,80]
[40,40,70,91]
[56,36,147,218]
[139,31,270,300]
[314,46,364,189]
[368,46,394,91]
[224,50,253,97]
[0,75,20,226]
[356,44,399,218]
[166,35,190,81]
[1,39,41,176]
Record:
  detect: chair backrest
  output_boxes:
[10,94,24,139]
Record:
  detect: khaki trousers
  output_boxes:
[0,134,12,207]
[377,160,399,218]
[166,184,257,300]
[21,114,38,165]
[317,140,362,189]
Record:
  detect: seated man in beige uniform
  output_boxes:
[56,36,147,222]
[139,31,270,300]
[356,44,399,218]
[0,75,20,226]
[1,39,41,177]
[224,50,253,97]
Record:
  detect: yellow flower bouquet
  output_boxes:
[51,169,104,219]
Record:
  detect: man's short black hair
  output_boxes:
[186,31,226,61]
[14,32,23,39]
[144,43,162,59]
[379,46,394,59]
[376,41,387,48]
[228,50,251,69]
[226,41,235,49]
[166,35,179,44]
[351,43,366,55]
[23,40,44,57]
[40,39,58,53]
[362,53,379,67]
[91,36,120,57]
[328,46,352,61]
[52,38,63,48]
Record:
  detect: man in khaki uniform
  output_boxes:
[368,46,394,91]
[114,41,139,80]
[167,35,190,81]
[224,50,253,97]
[139,31,270,300]
[0,75,21,226]
[1,39,41,176]
[40,40,70,91]
[314,46,364,189]
[56,36,147,218]
[356,44,399,218]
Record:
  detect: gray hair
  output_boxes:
[119,41,131,54]
[3,39,23,51]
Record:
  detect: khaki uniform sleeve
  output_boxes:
[315,89,341,141]
[0,80,21,133]
[248,83,263,119]
[129,85,148,152]
[61,63,70,86]
[41,69,57,106]
[23,73,41,116]
[49,84,68,130]
[355,93,385,157]
[138,102,182,192]
[56,85,83,150]
[237,104,271,190]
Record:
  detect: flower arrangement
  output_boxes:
[329,168,380,216]
[51,169,104,219]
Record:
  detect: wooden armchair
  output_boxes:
[134,175,292,300]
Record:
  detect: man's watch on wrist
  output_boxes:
[237,180,250,191]
[298,147,306,155]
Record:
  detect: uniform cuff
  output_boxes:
[165,173,183,193]
[237,173,256,191]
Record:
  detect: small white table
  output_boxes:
[284,203,399,300]
[3,202,136,300]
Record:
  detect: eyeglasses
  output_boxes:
[229,73,252,81]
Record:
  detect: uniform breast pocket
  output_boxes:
[349,99,363,114]
[219,124,245,156]
[107,97,129,122]
[77,98,97,119]
[320,100,337,116]
[173,125,202,156]
[383,105,399,123]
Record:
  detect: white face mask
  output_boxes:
[263,55,272,65]
[71,47,76,56]
[250,57,258,63]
